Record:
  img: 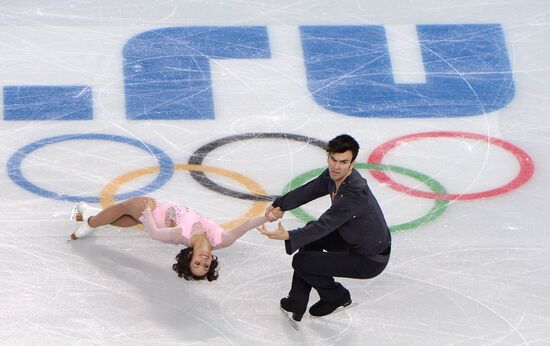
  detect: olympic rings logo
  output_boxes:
[7,131,534,232]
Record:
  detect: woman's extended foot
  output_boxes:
[69,202,101,240]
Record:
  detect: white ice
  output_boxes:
[1,1,550,345]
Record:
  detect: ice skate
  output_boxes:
[279,296,304,330]
[70,201,101,222]
[280,305,300,331]
[280,297,304,322]
[308,292,353,318]
[69,202,101,240]
[70,221,96,240]
[69,203,79,221]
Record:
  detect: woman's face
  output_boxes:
[190,250,213,276]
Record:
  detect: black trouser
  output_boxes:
[288,230,390,313]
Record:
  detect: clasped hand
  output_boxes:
[265,205,284,221]
[258,205,288,240]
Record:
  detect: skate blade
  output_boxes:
[69,204,79,221]
[280,306,300,331]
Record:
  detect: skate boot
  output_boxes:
[280,297,305,321]
[69,202,101,240]
[70,201,101,222]
[309,291,352,317]
[70,222,95,240]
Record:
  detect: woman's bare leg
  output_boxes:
[110,215,141,227]
[87,197,156,228]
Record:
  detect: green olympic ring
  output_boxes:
[283,163,449,232]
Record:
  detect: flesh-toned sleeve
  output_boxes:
[214,215,270,249]
[139,208,190,246]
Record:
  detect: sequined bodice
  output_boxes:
[165,205,189,226]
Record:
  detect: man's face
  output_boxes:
[327,150,355,183]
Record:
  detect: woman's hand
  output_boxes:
[265,205,284,221]
[256,222,289,240]
[142,197,156,211]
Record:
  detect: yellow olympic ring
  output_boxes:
[99,164,268,230]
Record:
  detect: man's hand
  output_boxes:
[257,222,289,240]
[266,205,284,221]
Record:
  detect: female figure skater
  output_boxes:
[69,197,281,282]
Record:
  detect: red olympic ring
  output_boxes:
[367,131,535,200]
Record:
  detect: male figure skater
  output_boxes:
[258,134,391,321]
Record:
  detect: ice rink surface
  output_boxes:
[1,1,550,345]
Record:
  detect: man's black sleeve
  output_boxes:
[272,169,330,211]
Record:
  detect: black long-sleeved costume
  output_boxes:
[272,168,391,256]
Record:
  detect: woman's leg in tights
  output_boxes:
[87,197,156,228]
[109,215,141,227]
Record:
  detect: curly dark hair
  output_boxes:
[172,247,219,282]
[327,134,360,162]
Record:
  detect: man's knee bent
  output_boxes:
[292,252,308,271]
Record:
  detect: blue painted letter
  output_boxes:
[300,24,514,117]
[123,26,271,120]
[4,86,93,120]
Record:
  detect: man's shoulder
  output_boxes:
[341,171,370,196]
[347,169,368,186]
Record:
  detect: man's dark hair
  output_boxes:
[326,134,360,162]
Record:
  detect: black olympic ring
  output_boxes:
[187,133,328,201]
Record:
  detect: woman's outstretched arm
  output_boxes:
[214,215,271,249]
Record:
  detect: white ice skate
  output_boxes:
[69,202,102,240]
[70,222,95,240]
[69,204,79,221]
[70,201,101,222]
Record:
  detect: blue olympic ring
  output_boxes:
[7,133,174,203]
